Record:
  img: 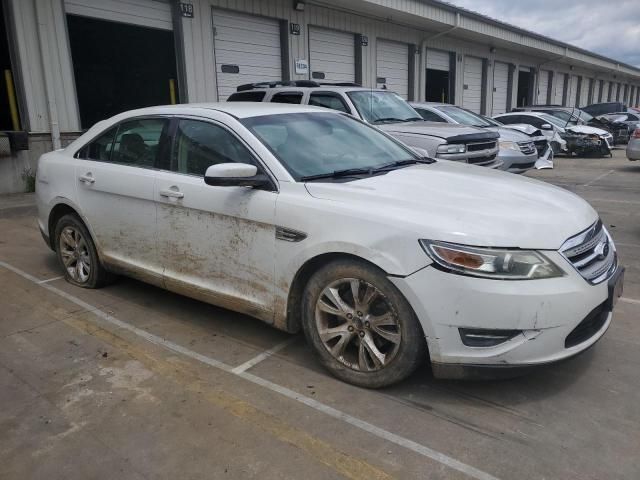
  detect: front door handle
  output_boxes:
[159,189,184,199]
[78,174,95,184]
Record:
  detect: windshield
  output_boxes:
[347,91,422,124]
[436,106,493,127]
[539,113,566,129]
[241,112,417,180]
[577,110,593,122]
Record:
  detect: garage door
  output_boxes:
[212,9,282,101]
[309,27,355,84]
[65,0,172,29]
[579,78,590,107]
[537,70,550,104]
[426,49,450,71]
[491,61,509,115]
[566,75,579,107]
[376,39,408,97]
[554,73,565,105]
[462,56,483,113]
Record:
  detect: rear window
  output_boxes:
[227,91,266,102]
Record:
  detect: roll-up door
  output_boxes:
[554,73,565,105]
[567,75,579,107]
[212,9,282,101]
[491,61,509,115]
[309,27,355,84]
[537,70,550,104]
[601,81,609,102]
[426,49,450,71]
[65,0,172,29]
[579,78,590,107]
[462,56,483,113]
[376,39,409,98]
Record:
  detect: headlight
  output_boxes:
[436,143,466,154]
[420,240,565,280]
[499,141,519,151]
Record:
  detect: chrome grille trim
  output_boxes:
[560,220,617,284]
[517,141,536,155]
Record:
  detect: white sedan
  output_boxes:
[36,103,623,387]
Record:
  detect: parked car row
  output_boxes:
[229,81,559,174]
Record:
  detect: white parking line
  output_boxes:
[0,260,499,480]
[231,337,298,374]
[583,169,615,187]
[37,275,64,284]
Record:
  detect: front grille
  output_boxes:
[565,301,609,348]
[517,141,536,155]
[561,220,617,284]
[466,141,496,152]
[533,140,548,157]
[467,154,497,165]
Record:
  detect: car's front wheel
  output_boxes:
[54,213,113,288]
[301,259,426,388]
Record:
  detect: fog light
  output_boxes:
[459,328,521,347]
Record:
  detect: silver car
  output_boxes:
[410,102,538,173]
[627,129,640,160]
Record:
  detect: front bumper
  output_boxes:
[497,150,537,173]
[390,252,621,378]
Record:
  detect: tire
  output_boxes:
[54,213,114,288]
[301,259,426,388]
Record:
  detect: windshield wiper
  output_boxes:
[372,117,422,124]
[372,158,435,172]
[300,158,434,182]
[300,167,374,182]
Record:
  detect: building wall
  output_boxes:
[3,0,640,194]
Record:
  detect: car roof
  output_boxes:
[106,102,332,120]
[233,86,390,94]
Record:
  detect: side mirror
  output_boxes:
[204,163,271,188]
[541,123,553,130]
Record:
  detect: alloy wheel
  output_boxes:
[315,278,402,372]
[59,226,91,283]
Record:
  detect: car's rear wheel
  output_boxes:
[54,214,113,288]
[301,259,426,388]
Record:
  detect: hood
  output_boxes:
[378,121,497,142]
[566,125,609,136]
[500,123,541,136]
[305,161,596,250]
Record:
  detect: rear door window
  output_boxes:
[308,93,350,113]
[77,127,117,161]
[111,118,170,168]
[271,92,304,104]
[227,91,266,102]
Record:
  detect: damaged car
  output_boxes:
[36,103,623,387]
[494,111,613,157]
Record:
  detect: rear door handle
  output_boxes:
[159,189,184,199]
[78,174,95,184]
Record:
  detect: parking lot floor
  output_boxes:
[1,149,639,480]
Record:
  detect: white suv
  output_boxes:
[228,82,502,168]
[36,103,623,387]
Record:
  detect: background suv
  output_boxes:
[228,81,502,169]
